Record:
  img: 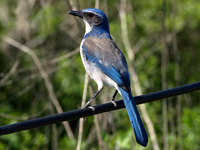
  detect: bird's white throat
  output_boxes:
[83,20,92,34]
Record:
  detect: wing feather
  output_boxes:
[82,36,130,91]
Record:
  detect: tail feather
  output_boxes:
[119,88,148,147]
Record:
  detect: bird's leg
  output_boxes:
[108,90,118,107]
[110,90,118,101]
[84,87,103,110]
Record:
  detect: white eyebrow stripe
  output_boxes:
[84,11,103,18]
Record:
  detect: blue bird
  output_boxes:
[68,8,148,146]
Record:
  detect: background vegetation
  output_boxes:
[0,0,200,150]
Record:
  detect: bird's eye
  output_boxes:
[87,13,94,17]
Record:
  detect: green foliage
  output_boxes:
[182,107,200,150]
[0,0,200,149]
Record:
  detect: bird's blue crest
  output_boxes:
[82,8,106,17]
[82,8,110,34]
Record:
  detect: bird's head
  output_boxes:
[68,8,110,34]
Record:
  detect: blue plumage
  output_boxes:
[69,8,148,147]
[119,88,148,146]
[82,35,130,87]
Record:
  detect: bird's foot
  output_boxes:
[108,99,117,108]
[84,104,95,112]
[82,105,95,121]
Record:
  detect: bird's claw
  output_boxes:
[108,99,117,108]
[84,104,95,112]
[88,106,95,111]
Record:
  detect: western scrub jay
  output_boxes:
[68,8,148,146]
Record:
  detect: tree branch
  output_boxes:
[2,36,75,139]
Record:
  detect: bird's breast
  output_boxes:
[80,40,118,90]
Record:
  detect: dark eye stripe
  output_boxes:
[87,13,94,17]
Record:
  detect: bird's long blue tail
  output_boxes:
[119,88,148,147]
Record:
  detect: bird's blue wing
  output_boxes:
[82,36,130,90]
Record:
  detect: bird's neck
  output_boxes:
[83,20,92,34]
[83,25,110,39]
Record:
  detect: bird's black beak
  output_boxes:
[68,11,83,18]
